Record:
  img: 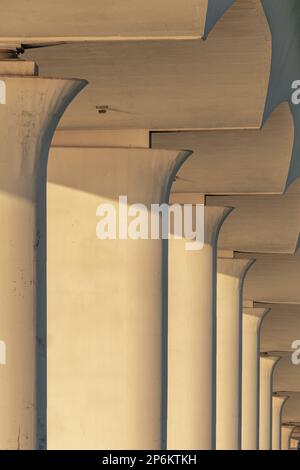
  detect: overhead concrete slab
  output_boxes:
[24,0,271,130]
[0,0,234,41]
[154,103,293,194]
[273,358,300,393]
[283,394,300,424]
[206,178,300,254]
[243,253,300,304]
[260,304,300,352]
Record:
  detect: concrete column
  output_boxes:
[290,438,299,449]
[168,201,232,450]
[47,146,191,450]
[0,53,86,449]
[272,395,289,450]
[242,306,270,450]
[281,425,296,450]
[259,355,280,450]
[216,255,255,450]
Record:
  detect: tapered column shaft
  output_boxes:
[242,307,269,450]
[0,62,86,449]
[259,356,280,450]
[168,205,231,450]
[216,257,254,450]
[272,396,288,450]
[47,146,190,449]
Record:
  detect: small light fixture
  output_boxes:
[96,105,109,114]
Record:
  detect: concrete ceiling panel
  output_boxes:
[23,0,271,130]
[206,177,300,254]
[244,254,300,304]
[273,358,300,393]
[260,304,300,352]
[0,1,235,41]
[155,103,293,194]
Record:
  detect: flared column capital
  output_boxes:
[260,354,281,377]
[169,193,233,246]
[243,306,270,329]
[0,74,87,187]
[204,206,233,243]
[273,394,289,410]
[218,254,255,275]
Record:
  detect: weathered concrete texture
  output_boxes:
[26,0,271,130]
[47,146,190,450]
[1,0,300,452]
[0,71,86,450]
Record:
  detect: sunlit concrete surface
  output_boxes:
[0,0,300,451]
[25,0,271,130]
[0,60,86,450]
[168,204,231,449]
[242,307,270,450]
[47,146,190,449]
[153,103,294,195]
[216,256,255,449]
[0,0,235,41]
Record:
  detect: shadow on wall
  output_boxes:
[261,0,300,187]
